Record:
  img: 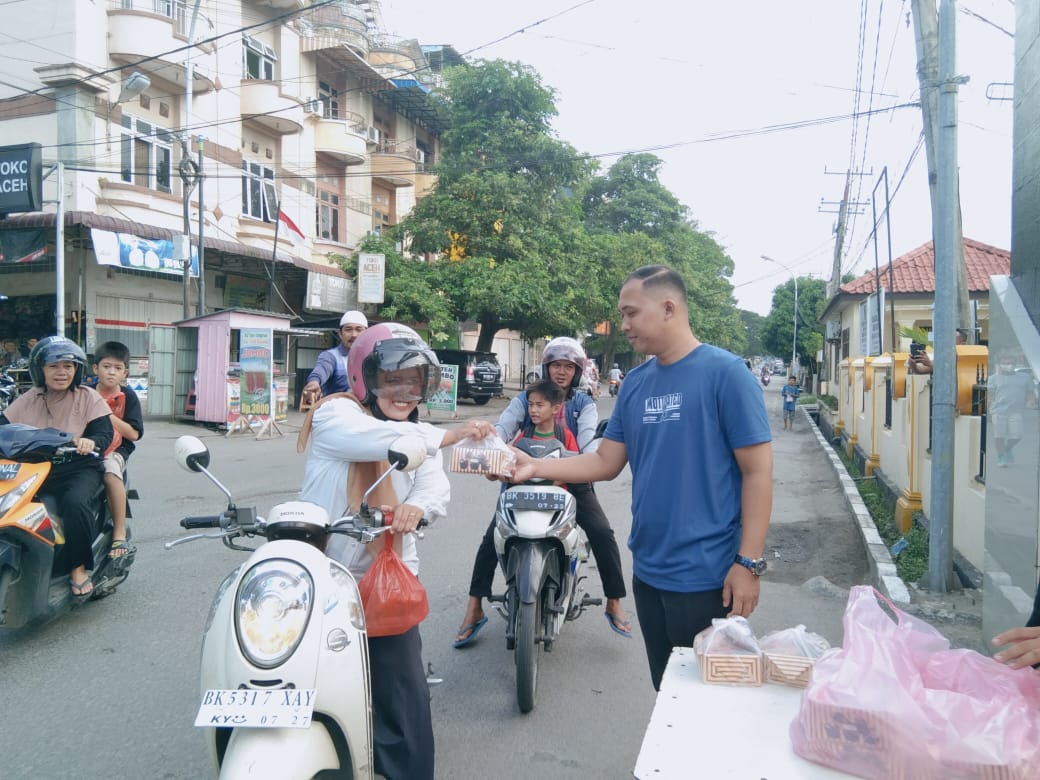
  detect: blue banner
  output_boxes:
[91,228,198,277]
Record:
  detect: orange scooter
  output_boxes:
[0,424,136,628]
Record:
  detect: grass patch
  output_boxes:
[819,394,838,410]
[834,445,930,583]
[797,394,817,405]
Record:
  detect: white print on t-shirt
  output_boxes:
[643,393,682,424]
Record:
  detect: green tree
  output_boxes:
[581,153,745,354]
[762,276,828,370]
[740,310,766,357]
[332,235,454,341]
[398,60,595,351]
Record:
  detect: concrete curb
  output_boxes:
[802,407,911,604]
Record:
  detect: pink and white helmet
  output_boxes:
[347,323,440,405]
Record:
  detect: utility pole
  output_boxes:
[928,0,961,592]
[179,0,203,319]
[910,0,972,335]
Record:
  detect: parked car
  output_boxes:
[434,348,503,405]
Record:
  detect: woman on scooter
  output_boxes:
[453,336,631,647]
[297,322,494,780]
[0,336,113,597]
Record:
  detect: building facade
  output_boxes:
[0,0,458,412]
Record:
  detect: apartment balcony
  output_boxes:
[296,3,370,57]
[313,114,367,165]
[371,139,417,188]
[107,2,216,93]
[240,81,304,135]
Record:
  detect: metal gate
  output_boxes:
[147,325,176,417]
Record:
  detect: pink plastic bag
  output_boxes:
[790,586,1040,779]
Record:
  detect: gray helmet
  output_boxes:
[541,337,586,390]
[28,336,87,388]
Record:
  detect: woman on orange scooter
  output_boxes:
[0,336,113,597]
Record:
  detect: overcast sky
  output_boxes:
[379,0,1015,316]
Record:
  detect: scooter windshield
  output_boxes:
[0,424,73,460]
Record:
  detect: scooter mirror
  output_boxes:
[387,435,427,473]
[174,435,211,473]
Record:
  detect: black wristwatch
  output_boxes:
[734,554,767,576]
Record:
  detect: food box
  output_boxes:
[762,652,814,688]
[449,445,511,476]
[697,651,763,686]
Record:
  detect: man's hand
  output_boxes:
[908,352,933,375]
[71,437,96,456]
[992,625,1040,670]
[301,381,322,405]
[722,565,760,618]
[505,448,538,483]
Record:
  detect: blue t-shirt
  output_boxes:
[603,345,772,591]
[782,383,801,410]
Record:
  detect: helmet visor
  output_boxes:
[366,338,440,402]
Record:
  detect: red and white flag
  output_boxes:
[277,208,307,247]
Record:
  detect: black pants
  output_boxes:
[44,464,103,574]
[467,483,626,600]
[368,626,434,780]
[632,575,728,691]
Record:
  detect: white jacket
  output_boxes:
[299,397,450,578]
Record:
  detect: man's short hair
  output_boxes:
[94,341,130,366]
[625,265,687,299]
[526,378,564,406]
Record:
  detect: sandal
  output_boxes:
[70,576,94,598]
[109,539,131,559]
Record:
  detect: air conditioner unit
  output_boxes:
[366,126,380,144]
[415,149,426,165]
[302,99,323,115]
[825,320,841,341]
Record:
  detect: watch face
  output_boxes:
[752,559,767,576]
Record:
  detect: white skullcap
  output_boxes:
[340,310,368,328]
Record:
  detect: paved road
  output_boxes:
[0,385,938,779]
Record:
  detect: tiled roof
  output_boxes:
[840,238,1009,295]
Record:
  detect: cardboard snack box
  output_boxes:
[450,446,511,476]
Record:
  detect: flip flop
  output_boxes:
[69,575,94,598]
[605,611,633,638]
[452,616,489,648]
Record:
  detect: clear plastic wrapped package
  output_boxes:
[449,434,516,477]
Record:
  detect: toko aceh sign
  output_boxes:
[0,143,43,216]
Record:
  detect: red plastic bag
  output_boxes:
[357,533,429,638]
[790,586,1040,779]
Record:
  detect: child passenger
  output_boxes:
[92,341,143,559]
[514,378,578,454]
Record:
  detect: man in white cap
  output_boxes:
[301,310,368,405]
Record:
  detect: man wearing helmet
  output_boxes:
[300,310,368,407]
[453,335,632,648]
[509,266,773,691]
[1,336,114,597]
[297,323,495,780]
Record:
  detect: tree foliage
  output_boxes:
[581,153,745,355]
[762,276,828,367]
[398,60,595,351]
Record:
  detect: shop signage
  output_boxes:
[357,253,385,303]
[305,272,355,313]
[91,228,198,277]
[238,328,273,418]
[0,143,43,215]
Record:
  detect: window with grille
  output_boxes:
[243,35,276,80]
[318,81,340,120]
[120,115,173,193]
[241,161,276,221]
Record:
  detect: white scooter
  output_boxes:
[490,437,600,713]
[167,434,428,780]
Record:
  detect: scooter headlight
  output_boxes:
[0,472,39,515]
[235,559,314,669]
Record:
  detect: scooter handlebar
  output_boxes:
[181,515,225,529]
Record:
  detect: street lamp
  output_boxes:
[761,255,798,375]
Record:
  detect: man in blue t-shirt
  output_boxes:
[301,310,368,406]
[510,265,774,690]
